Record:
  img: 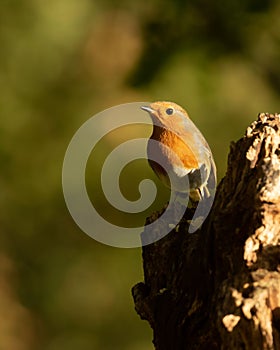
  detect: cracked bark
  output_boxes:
[132,113,280,350]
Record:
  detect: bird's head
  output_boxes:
[141,101,190,130]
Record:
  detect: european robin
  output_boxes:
[141,101,216,204]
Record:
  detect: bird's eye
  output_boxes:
[166,108,174,115]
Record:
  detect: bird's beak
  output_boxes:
[141,105,155,114]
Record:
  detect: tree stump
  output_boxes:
[132,113,280,350]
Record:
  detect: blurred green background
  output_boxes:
[1,0,279,349]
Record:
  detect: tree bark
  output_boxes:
[132,113,280,350]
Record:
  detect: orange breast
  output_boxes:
[151,127,199,170]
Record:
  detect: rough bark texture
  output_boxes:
[132,113,280,350]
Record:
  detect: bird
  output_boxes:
[141,101,216,205]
